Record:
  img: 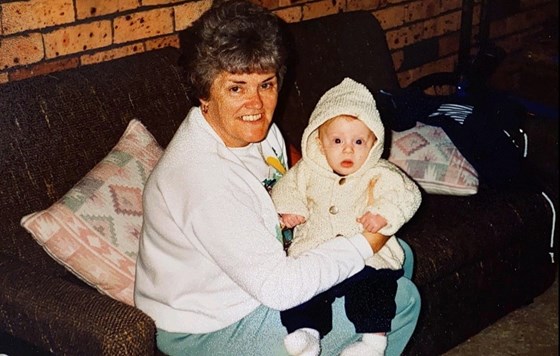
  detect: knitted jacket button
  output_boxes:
[329,206,339,214]
[339,177,346,185]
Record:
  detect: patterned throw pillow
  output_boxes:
[21,119,163,306]
[387,122,479,196]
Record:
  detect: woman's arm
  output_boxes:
[188,186,370,311]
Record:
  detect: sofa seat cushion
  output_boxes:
[20,120,162,305]
[402,187,553,287]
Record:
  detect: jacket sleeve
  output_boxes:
[367,160,422,236]
[270,162,310,219]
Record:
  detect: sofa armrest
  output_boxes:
[0,254,156,355]
[521,115,559,201]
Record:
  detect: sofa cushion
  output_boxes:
[0,47,188,275]
[20,120,162,306]
[387,122,479,196]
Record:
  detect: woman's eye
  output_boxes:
[261,82,273,90]
[230,86,241,93]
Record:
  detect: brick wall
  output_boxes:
[0,0,556,86]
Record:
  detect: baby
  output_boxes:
[271,78,421,356]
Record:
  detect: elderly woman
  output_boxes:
[134,1,420,355]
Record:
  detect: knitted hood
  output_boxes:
[301,77,385,176]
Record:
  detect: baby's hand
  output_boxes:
[280,214,306,229]
[357,212,387,233]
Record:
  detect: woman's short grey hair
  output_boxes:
[179,0,288,105]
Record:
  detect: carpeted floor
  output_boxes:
[443,273,558,356]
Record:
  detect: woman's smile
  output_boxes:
[240,113,262,122]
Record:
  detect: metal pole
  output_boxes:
[458,0,474,74]
[478,0,491,51]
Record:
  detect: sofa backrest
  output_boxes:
[276,11,399,148]
[0,47,190,271]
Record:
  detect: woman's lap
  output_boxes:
[157,298,361,356]
[157,239,419,356]
[156,280,419,356]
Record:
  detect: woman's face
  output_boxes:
[200,71,279,148]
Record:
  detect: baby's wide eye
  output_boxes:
[334,138,342,144]
[355,139,363,145]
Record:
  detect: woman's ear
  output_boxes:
[200,98,209,114]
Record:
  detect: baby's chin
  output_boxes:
[334,168,358,176]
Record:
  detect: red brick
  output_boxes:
[397,56,456,87]
[405,0,440,23]
[80,43,145,65]
[440,0,461,12]
[143,0,183,5]
[385,22,423,50]
[1,0,74,35]
[347,0,384,12]
[174,0,212,31]
[75,0,139,20]
[436,11,462,36]
[373,6,405,30]
[145,34,180,50]
[252,0,281,9]
[0,33,44,70]
[438,32,460,57]
[113,8,174,44]
[302,0,345,21]
[274,6,303,23]
[44,20,112,58]
[391,50,404,72]
[9,57,79,81]
[278,0,307,7]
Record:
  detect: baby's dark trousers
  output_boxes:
[281,266,403,337]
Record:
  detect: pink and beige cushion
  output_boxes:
[21,119,163,306]
[387,122,479,196]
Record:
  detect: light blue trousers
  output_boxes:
[157,240,420,356]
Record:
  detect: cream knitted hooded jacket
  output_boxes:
[272,78,422,270]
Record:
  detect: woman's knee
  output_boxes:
[398,238,415,279]
[396,277,421,315]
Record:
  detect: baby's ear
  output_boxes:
[315,134,325,154]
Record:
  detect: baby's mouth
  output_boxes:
[341,160,353,168]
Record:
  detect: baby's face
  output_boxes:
[318,115,376,176]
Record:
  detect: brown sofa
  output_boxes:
[0,11,556,355]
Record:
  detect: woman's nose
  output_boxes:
[246,89,264,109]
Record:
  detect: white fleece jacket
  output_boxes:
[271,78,422,270]
[134,107,374,334]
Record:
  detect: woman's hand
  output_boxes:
[362,231,390,253]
